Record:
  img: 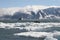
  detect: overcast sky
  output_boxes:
[0,0,60,8]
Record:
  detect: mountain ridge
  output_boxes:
[0,6,60,21]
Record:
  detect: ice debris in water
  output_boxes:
[44,36,58,40]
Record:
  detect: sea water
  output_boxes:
[0,22,60,40]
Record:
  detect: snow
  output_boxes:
[0,22,60,40]
[0,6,60,20]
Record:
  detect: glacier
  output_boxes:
[0,6,60,40]
[0,6,60,22]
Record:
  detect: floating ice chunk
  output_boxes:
[44,36,58,40]
[14,32,51,38]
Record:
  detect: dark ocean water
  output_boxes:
[0,22,60,40]
[0,28,45,40]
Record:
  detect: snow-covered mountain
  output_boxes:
[0,5,60,22]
